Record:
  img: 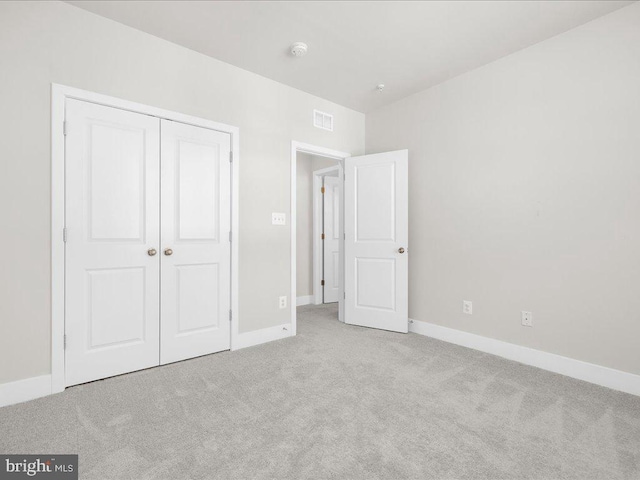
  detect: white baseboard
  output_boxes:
[409,319,640,397]
[233,323,292,350]
[296,295,313,306]
[0,374,52,408]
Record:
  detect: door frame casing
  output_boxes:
[51,84,240,393]
[291,141,349,335]
[312,165,341,306]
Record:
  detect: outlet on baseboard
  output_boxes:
[521,311,533,327]
[279,296,287,309]
[463,300,473,315]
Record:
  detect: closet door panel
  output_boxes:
[65,99,161,386]
[160,120,231,364]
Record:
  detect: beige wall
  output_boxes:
[296,153,339,298]
[366,3,640,375]
[0,1,364,385]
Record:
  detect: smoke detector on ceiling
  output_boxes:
[290,42,308,57]
[377,84,385,92]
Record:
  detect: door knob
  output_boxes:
[147,248,157,256]
[164,248,173,256]
[398,247,405,254]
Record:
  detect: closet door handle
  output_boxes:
[398,247,405,254]
[164,248,173,256]
[147,248,157,256]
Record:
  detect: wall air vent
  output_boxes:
[313,110,333,132]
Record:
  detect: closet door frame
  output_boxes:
[51,84,240,394]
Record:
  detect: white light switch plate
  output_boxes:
[272,212,286,225]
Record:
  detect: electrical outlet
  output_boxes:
[463,300,473,315]
[279,296,287,309]
[272,213,286,225]
[521,311,533,327]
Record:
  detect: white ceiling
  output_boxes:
[67,1,633,113]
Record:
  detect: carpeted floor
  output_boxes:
[1,304,639,479]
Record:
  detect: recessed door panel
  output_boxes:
[88,268,145,349]
[176,263,220,335]
[177,141,220,241]
[89,123,145,241]
[332,184,340,238]
[161,119,231,364]
[355,258,396,311]
[345,150,408,333]
[65,99,160,387]
[332,252,340,287]
[355,162,395,242]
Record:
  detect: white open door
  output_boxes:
[344,150,408,333]
[323,175,341,303]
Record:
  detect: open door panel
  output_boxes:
[344,150,408,333]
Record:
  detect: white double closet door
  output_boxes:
[65,99,231,387]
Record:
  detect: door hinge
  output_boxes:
[229,151,233,163]
[321,187,325,194]
[229,231,232,242]
[321,233,325,240]
[321,280,325,286]
[229,310,232,322]
[63,121,68,136]
[63,334,67,350]
[63,227,67,243]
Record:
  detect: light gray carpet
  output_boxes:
[1,304,639,479]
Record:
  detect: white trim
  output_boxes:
[296,295,314,306]
[313,166,342,176]
[234,324,292,350]
[230,121,240,354]
[0,375,52,408]
[409,318,640,397]
[337,161,345,323]
[51,84,240,389]
[291,142,350,337]
[51,86,65,394]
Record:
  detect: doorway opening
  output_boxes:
[313,165,341,305]
[297,159,340,306]
[290,142,350,335]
